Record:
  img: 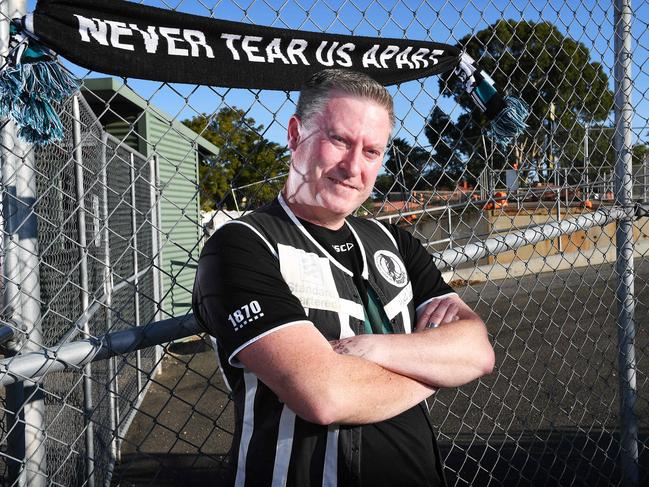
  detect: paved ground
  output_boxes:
[111,258,649,486]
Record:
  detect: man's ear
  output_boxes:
[287,115,301,151]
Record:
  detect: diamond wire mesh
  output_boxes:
[32,94,107,486]
[0,0,648,485]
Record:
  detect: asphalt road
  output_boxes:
[112,258,649,486]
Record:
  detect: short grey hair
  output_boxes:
[295,69,394,128]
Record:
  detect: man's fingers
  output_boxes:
[416,299,440,331]
[417,297,462,331]
[439,303,460,325]
[428,299,453,325]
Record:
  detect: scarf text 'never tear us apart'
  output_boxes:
[74,14,447,70]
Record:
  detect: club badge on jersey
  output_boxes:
[374,250,408,288]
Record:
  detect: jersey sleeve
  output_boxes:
[192,222,310,366]
[383,223,456,310]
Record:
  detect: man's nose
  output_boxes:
[340,145,363,177]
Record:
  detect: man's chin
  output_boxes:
[317,196,359,218]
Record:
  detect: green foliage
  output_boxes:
[429,20,615,180]
[183,108,289,211]
[374,136,464,198]
[375,138,432,197]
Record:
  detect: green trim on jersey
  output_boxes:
[363,286,393,334]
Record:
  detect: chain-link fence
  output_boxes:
[0,88,163,484]
[1,0,648,485]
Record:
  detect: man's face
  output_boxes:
[284,93,392,228]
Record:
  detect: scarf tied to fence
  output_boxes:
[1,0,528,145]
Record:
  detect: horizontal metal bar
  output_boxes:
[0,315,199,386]
[375,189,607,222]
[105,133,149,159]
[0,206,630,386]
[54,299,104,347]
[433,207,626,270]
[112,265,152,294]
[170,260,198,269]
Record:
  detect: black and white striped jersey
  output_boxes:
[193,195,453,486]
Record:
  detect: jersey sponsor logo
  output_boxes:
[332,242,354,253]
[373,250,408,288]
[278,244,342,313]
[228,300,264,331]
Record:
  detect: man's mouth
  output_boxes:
[327,177,358,190]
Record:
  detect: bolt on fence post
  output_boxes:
[614,0,639,485]
[100,134,118,482]
[129,153,143,397]
[73,95,96,487]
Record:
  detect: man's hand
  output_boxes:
[415,295,461,331]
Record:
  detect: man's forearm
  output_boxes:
[317,353,436,425]
[238,322,435,426]
[332,318,495,388]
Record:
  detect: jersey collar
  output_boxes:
[278,192,366,278]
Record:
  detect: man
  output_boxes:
[193,69,495,486]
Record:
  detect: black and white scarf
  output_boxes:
[2,0,527,144]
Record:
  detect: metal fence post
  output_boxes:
[643,154,648,203]
[614,0,639,485]
[2,124,28,486]
[73,95,96,487]
[156,155,164,318]
[1,1,25,483]
[554,168,563,251]
[446,207,453,250]
[100,134,118,483]
[150,155,163,371]
[1,0,48,483]
[129,153,142,396]
[16,125,46,487]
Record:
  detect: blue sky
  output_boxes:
[30,0,649,148]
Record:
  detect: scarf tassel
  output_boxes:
[488,96,530,147]
[1,27,79,145]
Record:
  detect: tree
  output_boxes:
[428,20,615,182]
[374,135,467,198]
[375,138,434,197]
[183,108,289,211]
[425,107,473,185]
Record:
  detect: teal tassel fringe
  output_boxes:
[0,66,23,117]
[0,58,79,145]
[488,96,530,147]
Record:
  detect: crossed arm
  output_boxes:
[237,294,494,426]
[330,295,494,388]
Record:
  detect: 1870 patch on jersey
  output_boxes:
[373,250,408,288]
